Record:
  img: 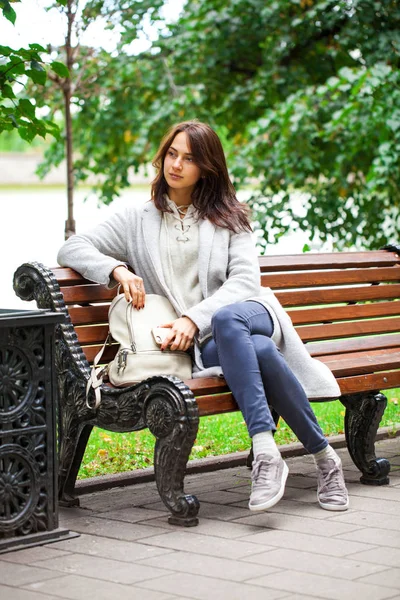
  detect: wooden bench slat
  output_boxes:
[186,377,230,396]
[275,284,400,307]
[321,348,400,377]
[51,267,89,285]
[297,317,400,342]
[76,325,110,345]
[196,393,237,416]
[336,370,400,395]
[261,266,400,289]
[306,334,400,357]
[258,250,400,272]
[68,305,110,325]
[82,344,118,363]
[60,284,117,304]
[193,370,400,414]
[288,301,400,325]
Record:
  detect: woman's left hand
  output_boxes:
[158,317,199,352]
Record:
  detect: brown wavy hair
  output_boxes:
[151,120,252,233]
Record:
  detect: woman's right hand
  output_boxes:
[112,266,145,309]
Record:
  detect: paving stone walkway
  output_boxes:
[1,436,399,600]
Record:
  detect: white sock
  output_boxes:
[313,444,341,466]
[252,431,280,459]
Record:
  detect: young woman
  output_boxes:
[57,120,349,513]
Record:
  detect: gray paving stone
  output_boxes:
[347,547,400,568]
[197,500,251,521]
[340,470,366,483]
[239,529,375,557]
[58,507,94,522]
[280,486,319,502]
[234,512,361,537]
[0,546,71,564]
[327,510,400,532]
[196,490,249,504]
[137,549,281,582]
[139,515,262,538]
[357,568,400,589]
[77,484,160,512]
[136,499,173,511]
[346,483,400,502]
[94,506,168,523]
[224,485,251,495]
[60,515,170,540]
[137,572,288,600]
[138,530,274,559]
[0,585,60,600]
[30,553,171,585]
[278,595,326,600]
[45,533,173,562]
[284,474,317,489]
[23,574,173,600]
[239,498,343,520]
[336,526,400,548]
[247,568,399,600]
[344,495,400,516]
[242,547,388,580]
[0,561,59,587]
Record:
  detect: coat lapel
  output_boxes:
[198,218,216,297]
[141,203,168,291]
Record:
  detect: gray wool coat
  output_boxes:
[57,200,341,400]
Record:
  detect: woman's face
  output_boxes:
[163,131,202,197]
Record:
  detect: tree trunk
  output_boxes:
[64,0,76,240]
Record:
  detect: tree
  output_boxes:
[150,0,400,250]
[0,0,61,142]
[32,0,166,236]
[30,0,400,250]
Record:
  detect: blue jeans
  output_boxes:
[201,301,328,454]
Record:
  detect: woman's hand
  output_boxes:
[158,317,199,352]
[112,266,145,309]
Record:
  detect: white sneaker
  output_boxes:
[249,453,288,512]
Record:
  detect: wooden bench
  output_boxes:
[13,245,400,526]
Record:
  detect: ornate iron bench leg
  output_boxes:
[59,423,93,507]
[144,377,200,526]
[340,392,391,485]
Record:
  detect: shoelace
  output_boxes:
[319,463,344,498]
[251,458,278,486]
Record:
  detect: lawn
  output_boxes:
[78,389,399,479]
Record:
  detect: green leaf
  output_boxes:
[26,68,47,85]
[8,113,18,128]
[0,45,13,56]
[50,61,70,78]
[7,57,26,76]
[19,99,36,120]
[29,43,46,53]
[1,1,16,25]
[1,83,15,98]
[31,59,45,72]
[18,126,36,142]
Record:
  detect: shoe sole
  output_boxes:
[318,498,349,511]
[248,462,289,512]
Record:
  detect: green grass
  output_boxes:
[77,390,399,479]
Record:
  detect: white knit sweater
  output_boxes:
[160,200,203,311]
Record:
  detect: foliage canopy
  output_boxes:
[4,0,400,250]
[0,0,64,141]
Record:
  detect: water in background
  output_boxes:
[1,187,320,310]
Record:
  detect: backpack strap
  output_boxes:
[85,332,112,410]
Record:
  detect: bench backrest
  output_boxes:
[52,248,400,394]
